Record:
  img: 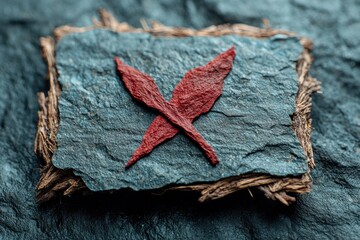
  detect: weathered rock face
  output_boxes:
[53,30,305,191]
[1,0,359,239]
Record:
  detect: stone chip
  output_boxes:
[53,29,306,191]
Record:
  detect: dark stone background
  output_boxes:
[0,0,359,239]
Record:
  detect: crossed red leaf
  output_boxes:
[115,46,236,169]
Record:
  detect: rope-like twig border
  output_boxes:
[34,9,320,205]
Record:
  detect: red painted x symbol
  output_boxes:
[115,47,236,169]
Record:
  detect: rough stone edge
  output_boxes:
[34,9,320,205]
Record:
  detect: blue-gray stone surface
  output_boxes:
[1,0,359,239]
[53,30,306,191]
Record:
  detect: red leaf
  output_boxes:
[115,46,236,169]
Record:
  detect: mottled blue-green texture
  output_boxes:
[53,30,306,191]
[1,0,359,239]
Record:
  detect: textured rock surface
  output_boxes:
[53,30,305,191]
[0,0,359,239]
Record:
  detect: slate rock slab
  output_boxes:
[53,30,306,191]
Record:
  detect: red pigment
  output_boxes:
[115,46,236,169]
